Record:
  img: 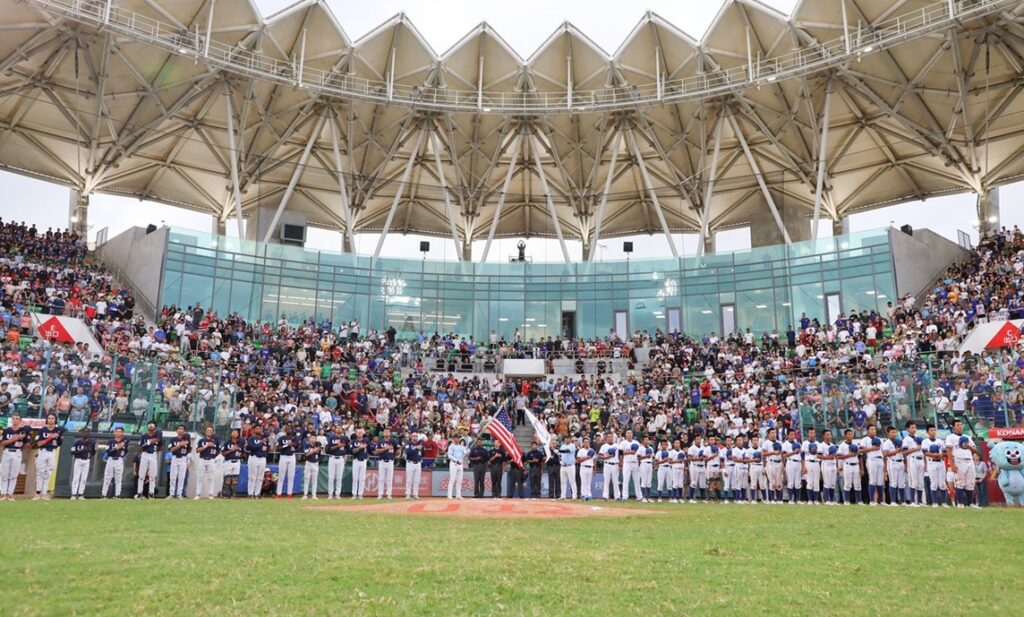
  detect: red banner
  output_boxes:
[985,321,1022,349]
[37,316,74,343]
[989,427,1024,440]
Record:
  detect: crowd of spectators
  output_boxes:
[0,219,1023,470]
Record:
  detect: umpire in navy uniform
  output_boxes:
[488,443,506,498]
[469,441,489,498]
[525,442,545,498]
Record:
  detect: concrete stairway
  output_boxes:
[513,423,537,451]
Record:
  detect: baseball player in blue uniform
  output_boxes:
[101,427,128,499]
[0,414,29,500]
[168,425,191,499]
[350,428,370,499]
[195,427,219,500]
[275,424,298,499]
[135,422,162,499]
[70,428,96,500]
[245,425,268,499]
[576,437,596,501]
[219,430,244,498]
[446,437,466,499]
[882,426,906,506]
[301,437,321,499]
[325,428,348,499]
[558,437,578,500]
[902,421,926,506]
[33,413,62,500]
[375,429,399,499]
[404,433,424,499]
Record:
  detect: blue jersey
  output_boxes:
[72,438,95,460]
[246,436,268,458]
[220,439,244,461]
[277,435,297,456]
[376,438,398,462]
[303,440,321,463]
[325,434,348,457]
[139,431,163,454]
[170,433,191,458]
[197,437,219,460]
[106,438,128,460]
[405,441,424,463]
[2,426,30,450]
[36,426,63,451]
[349,438,370,461]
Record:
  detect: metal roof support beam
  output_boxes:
[328,113,355,253]
[429,131,464,260]
[530,135,571,263]
[480,133,521,263]
[224,89,244,238]
[627,129,678,258]
[262,113,326,245]
[728,112,790,244]
[811,85,832,240]
[696,113,724,258]
[589,130,621,262]
[373,127,424,257]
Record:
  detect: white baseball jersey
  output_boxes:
[619,439,640,464]
[860,436,884,461]
[945,433,974,464]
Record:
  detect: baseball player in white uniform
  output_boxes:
[838,430,862,505]
[801,428,821,504]
[921,424,947,507]
[167,425,191,500]
[706,438,722,501]
[638,437,654,502]
[687,436,708,503]
[576,438,596,501]
[762,429,784,503]
[301,438,321,499]
[0,415,29,500]
[654,440,672,502]
[446,438,466,499]
[819,431,839,504]
[782,435,804,504]
[670,439,686,503]
[882,426,906,506]
[859,425,885,505]
[901,421,926,506]
[325,430,347,499]
[32,414,62,500]
[618,430,641,502]
[748,436,766,502]
[599,434,621,501]
[194,427,219,500]
[730,436,749,502]
[404,434,424,499]
[945,419,979,508]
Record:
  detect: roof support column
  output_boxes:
[263,113,325,244]
[589,130,621,262]
[374,127,425,257]
[68,189,88,239]
[328,114,356,253]
[480,133,521,263]
[530,134,571,263]
[728,113,791,244]
[627,129,678,258]
[429,131,465,260]
[696,113,725,258]
[224,89,244,238]
[811,86,832,240]
[977,187,1000,237]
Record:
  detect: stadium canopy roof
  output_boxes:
[0,0,1022,259]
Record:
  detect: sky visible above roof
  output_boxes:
[253,0,799,59]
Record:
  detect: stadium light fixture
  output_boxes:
[755,304,768,309]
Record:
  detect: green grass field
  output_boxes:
[2,500,1021,616]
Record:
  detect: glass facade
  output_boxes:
[160,229,896,340]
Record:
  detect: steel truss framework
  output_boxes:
[0,0,1022,260]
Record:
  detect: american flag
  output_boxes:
[487,407,523,467]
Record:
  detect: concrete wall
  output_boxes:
[95,226,169,316]
[244,206,307,244]
[749,196,811,248]
[888,227,968,299]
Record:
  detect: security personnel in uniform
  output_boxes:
[195,427,219,499]
[101,427,128,499]
[508,460,526,498]
[488,442,506,498]
[545,438,561,498]
[525,442,545,497]
[469,441,489,497]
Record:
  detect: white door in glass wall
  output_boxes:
[721,304,736,335]
[666,307,681,334]
[826,293,841,325]
[614,310,628,339]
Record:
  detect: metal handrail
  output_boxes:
[21,0,1018,115]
